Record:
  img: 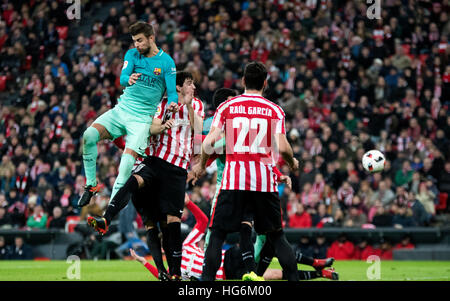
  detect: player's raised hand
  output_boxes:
[128,73,142,85]
[167,102,179,113]
[129,248,146,264]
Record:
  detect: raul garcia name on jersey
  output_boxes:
[229,105,273,117]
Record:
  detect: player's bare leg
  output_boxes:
[79,123,112,207]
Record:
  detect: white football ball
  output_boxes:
[362,150,386,173]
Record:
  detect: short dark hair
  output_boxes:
[129,21,154,37]
[176,71,193,87]
[212,88,237,109]
[243,61,267,91]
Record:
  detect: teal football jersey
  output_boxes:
[118,48,178,117]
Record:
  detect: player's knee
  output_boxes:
[145,221,156,231]
[241,221,252,230]
[167,215,181,224]
[83,127,100,145]
[124,148,139,159]
[133,174,145,188]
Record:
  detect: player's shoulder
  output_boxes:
[192,97,204,106]
[216,94,242,111]
[160,50,175,64]
[125,47,139,58]
[250,95,286,117]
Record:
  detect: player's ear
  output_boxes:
[263,79,268,90]
[176,85,182,93]
[241,77,245,88]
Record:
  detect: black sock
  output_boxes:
[239,223,255,273]
[167,222,182,276]
[267,230,299,281]
[103,176,139,224]
[146,228,166,273]
[202,229,226,281]
[160,224,172,274]
[282,270,319,280]
[295,251,314,266]
[256,240,275,276]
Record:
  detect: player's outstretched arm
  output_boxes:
[165,58,178,106]
[129,248,159,278]
[192,126,223,179]
[130,248,147,265]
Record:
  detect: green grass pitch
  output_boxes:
[0,260,449,281]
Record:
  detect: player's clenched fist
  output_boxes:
[167,102,179,113]
[163,119,175,131]
[128,73,142,85]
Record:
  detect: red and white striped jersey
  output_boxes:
[212,93,286,193]
[181,227,226,280]
[180,201,225,280]
[149,97,204,170]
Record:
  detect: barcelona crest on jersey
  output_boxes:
[153,67,161,75]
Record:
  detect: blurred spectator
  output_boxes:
[343,205,367,228]
[0,206,11,229]
[438,162,450,197]
[407,191,432,226]
[379,239,393,260]
[294,236,314,259]
[371,204,393,227]
[9,237,33,260]
[26,205,47,230]
[312,235,329,259]
[312,203,331,227]
[394,235,415,250]
[353,238,380,260]
[288,202,312,228]
[371,180,395,206]
[91,232,121,260]
[115,232,149,258]
[392,205,416,228]
[0,236,11,259]
[416,182,436,216]
[395,161,414,187]
[48,206,66,230]
[326,233,355,260]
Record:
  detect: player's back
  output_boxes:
[212,93,286,192]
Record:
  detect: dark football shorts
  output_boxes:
[209,190,283,234]
[131,156,187,225]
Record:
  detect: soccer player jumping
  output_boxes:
[78,21,178,208]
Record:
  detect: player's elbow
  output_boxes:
[120,75,129,87]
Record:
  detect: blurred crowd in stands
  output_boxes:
[0,0,449,245]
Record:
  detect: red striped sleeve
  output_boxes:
[144,262,159,278]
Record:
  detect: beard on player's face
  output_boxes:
[137,45,150,56]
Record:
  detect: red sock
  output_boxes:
[144,262,159,278]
